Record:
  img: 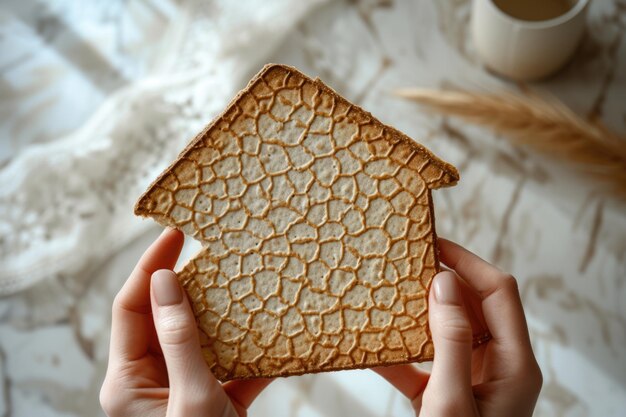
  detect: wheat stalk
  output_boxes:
[395,88,626,199]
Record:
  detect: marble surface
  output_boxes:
[1,0,626,416]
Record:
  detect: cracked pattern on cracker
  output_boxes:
[136,65,457,380]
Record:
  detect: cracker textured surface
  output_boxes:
[135,64,459,381]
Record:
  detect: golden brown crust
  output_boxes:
[135,64,460,381]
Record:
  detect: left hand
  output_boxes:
[100,228,272,417]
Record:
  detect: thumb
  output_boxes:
[150,270,236,416]
[426,271,476,412]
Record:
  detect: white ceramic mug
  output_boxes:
[471,0,590,81]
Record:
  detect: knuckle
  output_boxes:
[500,274,519,292]
[111,293,131,315]
[111,294,123,314]
[535,368,544,391]
[438,317,473,344]
[99,381,111,408]
[525,361,544,391]
[157,312,197,346]
[511,357,543,393]
[99,381,127,416]
[111,292,150,315]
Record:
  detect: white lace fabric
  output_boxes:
[0,0,328,295]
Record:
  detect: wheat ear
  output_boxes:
[395,88,626,198]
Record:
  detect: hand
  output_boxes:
[375,238,542,416]
[100,228,272,417]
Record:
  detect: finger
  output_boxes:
[457,276,490,343]
[440,265,490,341]
[481,283,533,355]
[427,271,475,409]
[223,378,274,413]
[150,269,213,386]
[150,269,236,416]
[438,238,506,297]
[373,364,429,408]
[109,228,184,362]
[439,238,532,352]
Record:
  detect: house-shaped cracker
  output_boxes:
[135,64,459,381]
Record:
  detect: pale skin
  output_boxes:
[100,228,542,416]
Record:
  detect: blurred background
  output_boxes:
[0,0,625,416]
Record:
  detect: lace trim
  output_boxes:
[0,0,327,294]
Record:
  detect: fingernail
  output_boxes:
[433,271,462,306]
[152,270,183,306]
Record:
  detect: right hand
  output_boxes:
[375,238,542,416]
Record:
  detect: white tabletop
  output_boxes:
[0,1,625,416]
